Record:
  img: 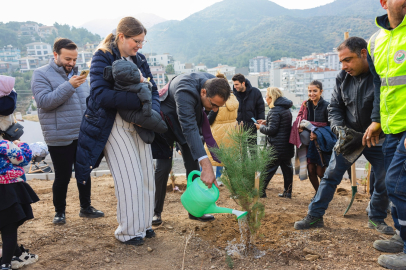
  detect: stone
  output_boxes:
[167,225,174,230]
[305,254,320,261]
[104,258,111,263]
[147,247,153,252]
[303,247,320,256]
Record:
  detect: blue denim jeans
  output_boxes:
[382,132,406,253]
[308,145,388,222]
[216,166,223,179]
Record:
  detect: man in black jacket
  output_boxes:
[294,37,393,235]
[152,72,230,224]
[232,74,265,149]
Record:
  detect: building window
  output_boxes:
[37,51,42,55]
[43,45,47,49]
[43,51,48,55]
[36,46,41,49]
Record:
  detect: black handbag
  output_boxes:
[0,122,24,141]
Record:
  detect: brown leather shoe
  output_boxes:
[188,213,215,222]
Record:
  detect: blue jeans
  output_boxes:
[382,132,406,253]
[309,145,388,222]
[216,166,223,179]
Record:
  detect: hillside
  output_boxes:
[80,13,167,38]
[142,0,384,67]
[0,21,101,49]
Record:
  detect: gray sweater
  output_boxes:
[31,59,89,146]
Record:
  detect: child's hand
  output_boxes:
[13,140,21,145]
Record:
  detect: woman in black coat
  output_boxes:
[255,87,294,198]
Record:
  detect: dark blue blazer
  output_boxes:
[75,45,159,185]
[153,72,214,161]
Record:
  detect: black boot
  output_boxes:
[278,190,292,199]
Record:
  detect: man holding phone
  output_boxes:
[31,38,104,225]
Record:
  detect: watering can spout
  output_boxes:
[204,204,248,220]
[232,209,248,219]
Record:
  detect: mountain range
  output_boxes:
[141,0,384,68]
[80,13,167,38]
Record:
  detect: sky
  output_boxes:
[1,0,335,27]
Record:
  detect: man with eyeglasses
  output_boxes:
[152,72,230,224]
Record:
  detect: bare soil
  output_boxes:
[6,174,391,269]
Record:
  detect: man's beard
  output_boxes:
[388,2,406,26]
[56,57,74,74]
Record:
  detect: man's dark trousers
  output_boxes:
[154,129,199,215]
[48,140,91,213]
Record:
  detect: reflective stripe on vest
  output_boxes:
[369,30,381,63]
[380,75,406,87]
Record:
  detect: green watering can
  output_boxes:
[180,170,248,219]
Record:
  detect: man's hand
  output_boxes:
[257,119,266,125]
[69,75,87,89]
[298,128,303,133]
[200,158,217,189]
[254,123,261,130]
[362,122,382,148]
[310,132,317,141]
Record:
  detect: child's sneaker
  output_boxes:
[1,263,12,270]
[11,245,38,269]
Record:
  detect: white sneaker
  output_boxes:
[11,245,38,269]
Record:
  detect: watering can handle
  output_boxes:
[187,170,201,188]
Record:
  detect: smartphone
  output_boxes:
[80,70,90,78]
[251,117,258,123]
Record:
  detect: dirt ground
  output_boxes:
[5,174,392,270]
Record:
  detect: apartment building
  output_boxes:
[207,64,236,78]
[249,56,271,73]
[26,42,52,61]
[19,57,40,72]
[146,53,174,67]
[150,65,166,89]
[0,45,21,63]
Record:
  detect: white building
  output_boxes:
[281,67,338,102]
[76,51,94,70]
[26,42,52,61]
[207,64,236,78]
[249,56,271,73]
[38,26,58,38]
[0,45,21,63]
[146,53,174,67]
[173,61,198,74]
[325,51,341,71]
[19,57,40,72]
[150,65,166,89]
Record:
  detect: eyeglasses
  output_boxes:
[208,97,222,109]
[129,37,148,47]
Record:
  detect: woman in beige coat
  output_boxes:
[204,72,239,184]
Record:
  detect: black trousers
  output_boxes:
[154,130,199,215]
[0,222,20,265]
[48,140,91,213]
[262,158,293,194]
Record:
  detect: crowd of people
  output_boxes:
[0,1,405,269]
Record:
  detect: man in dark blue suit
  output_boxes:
[153,72,231,224]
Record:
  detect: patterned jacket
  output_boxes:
[0,140,32,184]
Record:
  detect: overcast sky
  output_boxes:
[1,0,335,26]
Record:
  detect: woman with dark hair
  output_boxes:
[291,80,331,196]
[76,17,159,246]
